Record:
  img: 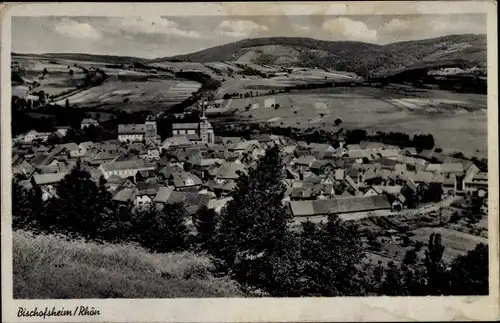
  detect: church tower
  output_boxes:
[144,115,158,146]
[199,99,214,144]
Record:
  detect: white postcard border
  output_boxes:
[1,2,499,322]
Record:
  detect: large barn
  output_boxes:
[289,195,392,221]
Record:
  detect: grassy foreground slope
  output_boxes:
[13,230,243,299]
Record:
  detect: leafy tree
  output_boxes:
[298,215,366,296]
[424,232,448,295]
[214,145,292,279]
[12,181,43,231]
[44,168,105,238]
[448,243,488,295]
[403,248,418,265]
[422,183,443,203]
[136,203,189,253]
[191,206,219,253]
[381,261,405,295]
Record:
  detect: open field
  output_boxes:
[217,86,487,155]
[150,61,220,77]
[12,57,88,97]
[410,227,487,263]
[214,68,362,99]
[13,230,242,299]
[13,55,201,111]
[53,79,201,109]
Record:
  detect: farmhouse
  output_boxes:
[31,172,68,201]
[118,124,146,142]
[80,118,99,129]
[21,130,51,143]
[99,159,156,179]
[464,171,488,194]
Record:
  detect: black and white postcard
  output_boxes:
[1,2,498,322]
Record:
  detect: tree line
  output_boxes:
[13,146,488,296]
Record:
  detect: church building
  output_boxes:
[171,100,215,144]
[118,115,160,146]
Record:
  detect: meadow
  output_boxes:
[12,55,202,111]
[53,78,201,109]
[13,230,243,299]
[410,227,488,263]
[12,57,87,97]
[221,86,487,155]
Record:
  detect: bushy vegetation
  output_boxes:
[371,234,488,296]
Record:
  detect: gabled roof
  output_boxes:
[250,134,273,142]
[403,147,418,155]
[289,195,391,217]
[348,150,374,159]
[335,168,345,181]
[106,174,127,185]
[210,162,246,179]
[166,191,211,214]
[347,144,362,151]
[220,137,244,145]
[372,185,403,195]
[172,172,202,187]
[310,160,332,171]
[344,175,357,190]
[100,159,155,172]
[282,145,297,155]
[33,172,67,185]
[118,124,146,134]
[112,188,137,203]
[359,141,386,150]
[92,150,121,161]
[153,186,175,203]
[340,190,354,197]
[378,149,400,158]
[81,118,98,124]
[311,143,334,152]
[172,123,199,130]
[425,163,464,174]
[185,134,201,141]
[295,155,316,166]
[58,142,79,152]
[136,182,160,196]
[159,165,184,178]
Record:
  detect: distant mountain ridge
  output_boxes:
[157,34,487,78]
[12,34,486,78]
[11,52,149,64]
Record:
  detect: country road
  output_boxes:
[399,195,459,217]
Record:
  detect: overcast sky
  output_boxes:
[12,14,486,59]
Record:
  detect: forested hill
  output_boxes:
[11,52,149,64]
[157,34,486,78]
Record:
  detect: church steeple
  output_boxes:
[200,98,207,120]
[198,97,214,144]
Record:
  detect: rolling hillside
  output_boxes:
[13,230,243,298]
[159,34,487,78]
